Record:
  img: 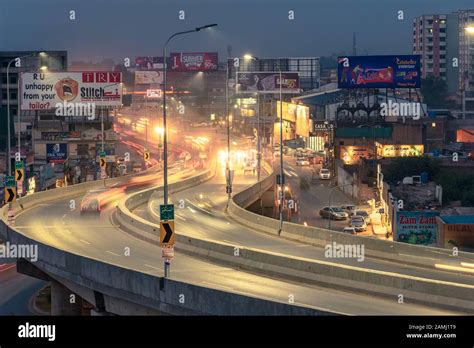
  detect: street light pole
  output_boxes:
[278,69,284,233]
[162,24,217,279]
[226,58,231,202]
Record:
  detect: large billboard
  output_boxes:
[170,52,218,72]
[21,72,122,110]
[376,143,424,157]
[135,57,163,70]
[46,143,67,164]
[395,211,439,246]
[340,146,374,164]
[135,71,163,84]
[337,55,421,89]
[237,72,300,93]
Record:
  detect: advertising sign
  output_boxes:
[376,143,424,157]
[295,105,310,137]
[337,55,421,89]
[146,89,162,98]
[135,71,163,84]
[21,72,122,110]
[170,52,218,71]
[46,143,68,164]
[340,146,373,164]
[313,121,335,133]
[135,56,163,70]
[237,72,300,93]
[395,211,439,246]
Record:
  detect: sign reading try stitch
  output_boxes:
[20,72,122,110]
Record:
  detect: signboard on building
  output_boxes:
[395,211,439,246]
[135,71,163,84]
[376,143,424,157]
[237,72,300,93]
[46,143,68,164]
[295,104,310,137]
[146,89,162,98]
[135,56,163,70]
[340,146,373,165]
[170,52,218,71]
[337,55,421,89]
[312,121,335,133]
[21,72,122,110]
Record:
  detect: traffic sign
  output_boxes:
[15,168,24,181]
[4,176,15,188]
[160,204,174,221]
[99,151,106,157]
[144,150,150,161]
[160,221,175,246]
[161,244,174,260]
[100,157,106,168]
[4,187,16,203]
[15,161,23,169]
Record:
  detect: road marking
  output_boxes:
[106,250,120,256]
[79,239,91,245]
[201,281,233,291]
[283,169,293,177]
[144,264,161,271]
[289,170,298,177]
[175,214,187,221]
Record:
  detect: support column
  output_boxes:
[51,281,83,315]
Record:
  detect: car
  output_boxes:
[295,157,310,166]
[343,227,357,234]
[319,168,331,180]
[319,206,349,220]
[80,189,105,213]
[349,216,367,232]
[340,204,357,216]
[355,210,372,225]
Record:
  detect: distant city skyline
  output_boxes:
[1,0,474,64]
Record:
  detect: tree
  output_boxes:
[420,76,453,109]
[384,157,440,183]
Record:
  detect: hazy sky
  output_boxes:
[1,0,473,64]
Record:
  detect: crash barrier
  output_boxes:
[116,164,474,313]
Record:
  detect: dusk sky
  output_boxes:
[1,0,474,63]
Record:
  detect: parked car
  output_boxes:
[295,156,310,166]
[355,210,372,225]
[349,216,367,232]
[340,204,357,216]
[319,168,331,180]
[319,206,349,220]
[343,227,357,234]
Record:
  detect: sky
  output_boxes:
[1,0,473,64]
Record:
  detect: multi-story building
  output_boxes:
[413,10,474,118]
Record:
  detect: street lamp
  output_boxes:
[6,51,46,176]
[278,68,284,234]
[162,23,217,278]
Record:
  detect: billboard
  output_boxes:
[46,143,68,164]
[340,146,374,165]
[295,105,310,137]
[237,72,300,93]
[376,143,424,157]
[395,211,439,246]
[135,71,163,84]
[146,89,162,98]
[337,55,421,89]
[135,57,163,70]
[170,52,218,71]
[21,72,122,110]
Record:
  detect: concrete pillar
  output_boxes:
[51,281,83,316]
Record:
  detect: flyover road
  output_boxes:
[11,161,457,315]
[136,155,474,294]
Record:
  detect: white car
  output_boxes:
[295,157,310,166]
[319,168,331,180]
[343,227,357,234]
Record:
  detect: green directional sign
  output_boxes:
[4,176,15,187]
[99,151,106,157]
[15,161,24,169]
[160,204,174,221]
